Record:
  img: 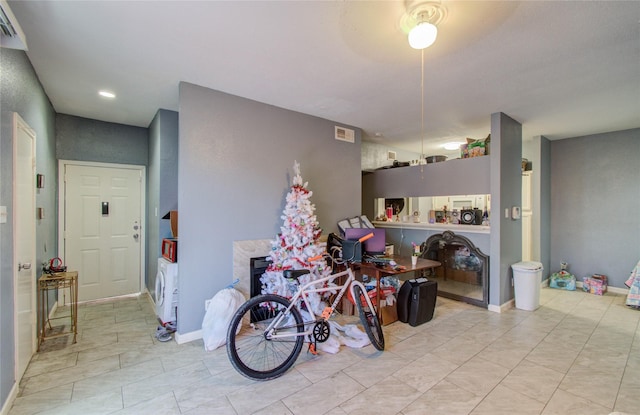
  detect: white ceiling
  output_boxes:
[7,1,640,159]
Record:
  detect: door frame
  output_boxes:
[12,112,37,382]
[57,160,147,300]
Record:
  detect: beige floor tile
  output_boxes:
[9,288,638,415]
[281,372,365,415]
[470,384,544,414]
[391,352,458,392]
[182,397,239,415]
[109,391,180,415]
[339,375,421,414]
[401,379,482,415]
[558,364,620,409]
[444,356,510,397]
[225,370,310,414]
[121,361,212,407]
[542,388,612,415]
[36,388,123,415]
[19,355,120,397]
[500,359,564,403]
[8,384,73,415]
[342,348,409,388]
[71,359,163,401]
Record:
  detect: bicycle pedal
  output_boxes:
[308,343,318,355]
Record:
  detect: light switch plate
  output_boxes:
[511,206,521,220]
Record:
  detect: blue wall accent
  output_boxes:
[177,83,362,334]
[147,109,179,297]
[56,114,148,165]
[0,48,57,411]
[550,128,640,287]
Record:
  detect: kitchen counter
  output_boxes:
[373,220,490,234]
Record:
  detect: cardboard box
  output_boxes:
[162,210,178,238]
[379,297,398,326]
[583,274,607,295]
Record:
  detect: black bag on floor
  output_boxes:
[397,278,437,326]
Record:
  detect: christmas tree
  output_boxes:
[260,161,333,314]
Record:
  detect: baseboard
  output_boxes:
[1,381,18,415]
[488,298,514,313]
[575,281,628,295]
[175,329,202,344]
[77,291,147,306]
[49,300,59,319]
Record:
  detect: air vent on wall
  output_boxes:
[334,126,355,143]
[0,0,27,50]
[387,150,397,161]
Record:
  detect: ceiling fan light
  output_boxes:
[443,142,464,150]
[408,22,437,49]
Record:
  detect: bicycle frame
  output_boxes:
[264,266,371,341]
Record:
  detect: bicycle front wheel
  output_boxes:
[352,284,385,351]
[226,294,305,380]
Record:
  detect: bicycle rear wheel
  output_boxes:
[226,294,305,380]
[352,284,385,351]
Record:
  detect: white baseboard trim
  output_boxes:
[575,281,628,295]
[488,299,514,313]
[1,381,18,415]
[175,329,202,345]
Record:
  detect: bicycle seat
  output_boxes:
[283,269,311,279]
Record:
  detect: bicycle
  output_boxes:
[226,232,384,380]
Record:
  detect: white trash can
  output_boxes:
[511,261,543,311]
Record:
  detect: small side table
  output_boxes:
[38,271,78,351]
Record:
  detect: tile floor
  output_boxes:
[9,287,640,415]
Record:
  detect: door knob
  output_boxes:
[133,234,139,240]
[18,262,31,271]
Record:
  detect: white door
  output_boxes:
[14,113,36,381]
[62,162,144,302]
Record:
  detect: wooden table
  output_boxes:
[38,271,78,351]
[357,256,441,317]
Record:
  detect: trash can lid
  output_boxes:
[512,261,543,271]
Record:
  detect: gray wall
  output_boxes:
[56,114,151,293]
[550,128,640,287]
[0,48,57,410]
[363,112,522,308]
[361,156,490,221]
[489,112,523,307]
[361,141,420,171]
[147,109,179,297]
[56,114,148,165]
[177,83,362,334]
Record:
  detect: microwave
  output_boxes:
[162,238,178,262]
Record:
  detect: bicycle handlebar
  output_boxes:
[358,232,374,243]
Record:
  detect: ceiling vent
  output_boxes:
[0,0,27,50]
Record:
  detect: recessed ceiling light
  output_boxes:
[98,90,116,99]
[443,142,464,150]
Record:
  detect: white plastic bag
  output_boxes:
[202,286,246,351]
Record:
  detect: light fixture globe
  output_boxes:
[408,22,437,49]
[403,1,446,49]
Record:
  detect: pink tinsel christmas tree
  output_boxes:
[260,161,333,313]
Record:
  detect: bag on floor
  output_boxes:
[202,285,245,351]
